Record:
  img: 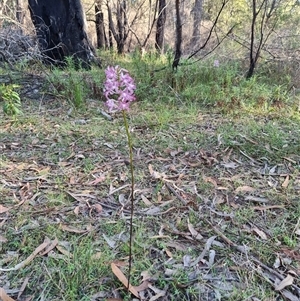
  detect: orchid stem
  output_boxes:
[122,110,134,291]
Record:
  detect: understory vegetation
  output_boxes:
[0,50,300,301]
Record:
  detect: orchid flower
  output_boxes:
[103,66,136,112]
[103,66,136,291]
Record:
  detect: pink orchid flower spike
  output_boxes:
[103,66,136,113]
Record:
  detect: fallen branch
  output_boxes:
[204,218,300,299]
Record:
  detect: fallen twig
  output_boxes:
[165,182,187,205]
[204,218,300,298]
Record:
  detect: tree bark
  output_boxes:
[28,0,95,69]
[190,0,203,50]
[95,0,106,49]
[106,0,129,54]
[172,0,182,70]
[107,2,115,50]
[116,1,125,54]
[246,0,266,79]
[116,0,127,54]
[0,0,8,27]
[155,0,167,53]
[16,0,25,26]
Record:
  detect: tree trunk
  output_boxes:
[190,0,202,50]
[106,0,129,54]
[95,0,106,49]
[172,0,182,70]
[116,0,127,54]
[107,1,116,50]
[0,0,8,27]
[16,0,25,26]
[28,0,95,69]
[116,1,124,54]
[155,0,167,53]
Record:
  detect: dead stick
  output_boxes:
[205,218,300,294]
[165,182,187,205]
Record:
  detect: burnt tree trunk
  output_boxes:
[95,0,106,49]
[172,0,182,70]
[28,0,95,69]
[155,0,167,53]
[116,0,127,54]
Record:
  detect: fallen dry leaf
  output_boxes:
[280,290,299,301]
[0,218,7,228]
[39,238,58,256]
[221,162,239,169]
[239,134,258,145]
[203,176,218,187]
[216,186,229,190]
[148,164,164,179]
[187,219,203,240]
[144,206,161,215]
[0,240,48,271]
[190,236,217,267]
[166,242,186,251]
[0,205,10,214]
[111,260,128,267]
[90,292,107,301]
[274,274,294,291]
[252,227,268,240]
[253,205,284,211]
[60,224,88,234]
[92,204,103,213]
[108,184,130,195]
[91,252,102,260]
[273,257,281,269]
[56,245,73,257]
[245,196,269,203]
[280,248,300,261]
[148,284,166,301]
[150,234,171,239]
[22,295,33,301]
[208,249,216,267]
[140,194,152,206]
[47,251,67,260]
[74,206,80,215]
[103,234,117,248]
[183,254,191,267]
[249,297,261,301]
[133,280,150,292]
[18,277,29,299]
[69,176,76,184]
[235,186,255,193]
[111,262,140,298]
[283,156,297,164]
[88,175,106,185]
[165,248,173,258]
[282,175,289,188]
[0,287,16,301]
[141,270,152,282]
[0,235,7,243]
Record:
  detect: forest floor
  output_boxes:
[1,75,300,301]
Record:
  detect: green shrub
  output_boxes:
[0,83,22,116]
